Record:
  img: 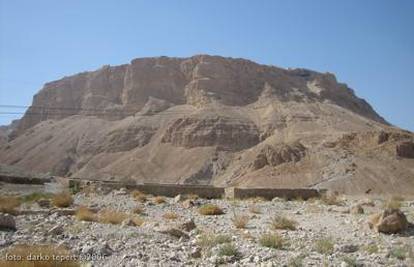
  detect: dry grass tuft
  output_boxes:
[132,206,144,214]
[270,215,298,231]
[218,243,239,257]
[0,196,21,215]
[0,244,79,267]
[196,233,231,248]
[75,206,97,222]
[315,237,334,255]
[153,196,166,204]
[231,212,250,229]
[99,209,129,225]
[130,216,144,226]
[320,192,343,206]
[198,204,225,215]
[163,212,179,220]
[132,191,148,202]
[52,192,73,208]
[259,233,285,249]
[384,196,402,209]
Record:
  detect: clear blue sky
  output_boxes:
[1,0,413,131]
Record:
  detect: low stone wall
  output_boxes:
[0,175,51,185]
[232,187,321,200]
[67,179,322,200]
[127,183,225,199]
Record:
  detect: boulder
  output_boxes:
[368,209,409,234]
[0,213,16,231]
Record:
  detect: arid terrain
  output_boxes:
[0,184,413,267]
[0,55,413,194]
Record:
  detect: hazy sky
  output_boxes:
[1,0,413,131]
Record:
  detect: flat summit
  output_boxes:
[1,55,413,194]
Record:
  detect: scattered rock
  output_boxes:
[350,204,364,214]
[48,224,64,235]
[173,194,183,203]
[121,218,135,228]
[368,209,409,234]
[36,199,51,208]
[157,226,190,239]
[0,213,16,231]
[178,219,196,232]
[182,199,195,209]
[340,244,359,253]
[190,247,202,258]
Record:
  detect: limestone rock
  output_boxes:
[396,141,414,158]
[0,213,16,231]
[368,209,409,234]
[2,55,414,195]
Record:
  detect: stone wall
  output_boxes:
[231,187,321,200]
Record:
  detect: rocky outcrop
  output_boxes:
[396,141,414,158]
[252,142,306,170]
[11,55,388,138]
[368,209,409,234]
[161,116,259,151]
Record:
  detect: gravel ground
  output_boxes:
[0,185,413,267]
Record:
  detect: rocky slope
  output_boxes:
[1,55,413,194]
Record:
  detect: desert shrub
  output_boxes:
[75,206,97,222]
[132,206,144,214]
[20,192,53,203]
[132,191,148,202]
[198,204,224,215]
[288,254,306,267]
[0,196,21,215]
[218,243,239,257]
[153,196,166,204]
[259,233,285,249]
[0,244,79,267]
[130,216,144,227]
[320,192,343,206]
[384,197,402,209]
[162,212,178,220]
[389,246,409,260]
[197,234,231,248]
[99,209,129,225]
[249,205,262,214]
[364,244,379,254]
[270,215,298,230]
[231,212,250,229]
[131,190,144,198]
[52,192,73,208]
[315,237,334,255]
[341,256,357,267]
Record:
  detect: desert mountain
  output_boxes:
[1,55,413,194]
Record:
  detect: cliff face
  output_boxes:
[2,55,413,194]
[12,55,387,137]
